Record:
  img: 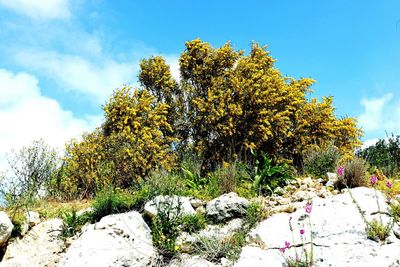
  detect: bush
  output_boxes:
[338,158,368,188]
[60,87,176,198]
[1,139,59,207]
[304,145,341,179]
[91,189,133,222]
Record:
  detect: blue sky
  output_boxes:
[0,0,400,171]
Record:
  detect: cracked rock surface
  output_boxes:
[235,187,400,267]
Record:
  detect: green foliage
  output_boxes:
[365,219,391,242]
[304,145,341,179]
[1,139,59,207]
[91,189,133,222]
[9,213,25,238]
[338,158,368,188]
[246,151,293,195]
[357,134,400,178]
[390,202,400,222]
[179,213,207,233]
[139,39,362,171]
[61,209,93,239]
[244,201,268,230]
[60,87,176,198]
[151,199,182,260]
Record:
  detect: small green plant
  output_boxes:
[151,198,183,261]
[304,144,341,179]
[390,202,400,222]
[247,150,293,195]
[365,218,391,242]
[280,203,314,267]
[180,213,207,233]
[244,201,268,231]
[91,189,132,222]
[61,209,93,239]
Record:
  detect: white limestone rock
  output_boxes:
[144,195,195,218]
[0,218,64,267]
[206,192,249,222]
[0,211,13,247]
[59,211,157,267]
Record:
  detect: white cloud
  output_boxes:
[0,69,97,174]
[0,0,70,20]
[163,55,181,81]
[358,93,395,131]
[14,50,134,102]
[360,138,379,150]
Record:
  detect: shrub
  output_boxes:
[337,158,368,188]
[91,189,133,222]
[61,87,176,198]
[304,145,341,179]
[1,139,59,207]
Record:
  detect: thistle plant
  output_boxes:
[280,203,314,267]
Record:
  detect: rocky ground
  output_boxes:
[1,175,400,267]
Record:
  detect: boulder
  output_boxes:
[144,195,195,218]
[0,218,64,267]
[25,211,40,227]
[0,211,13,247]
[167,254,220,267]
[190,197,206,208]
[206,192,249,222]
[236,187,400,266]
[59,211,156,267]
[326,172,339,187]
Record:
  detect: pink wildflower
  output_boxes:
[285,241,291,248]
[305,203,312,213]
[337,166,344,176]
[279,247,286,253]
[386,180,393,189]
[370,175,378,186]
[300,229,305,235]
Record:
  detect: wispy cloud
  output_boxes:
[0,69,98,173]
[358,93,400,142]
[0,0,71,20]
[14,50,135,102]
